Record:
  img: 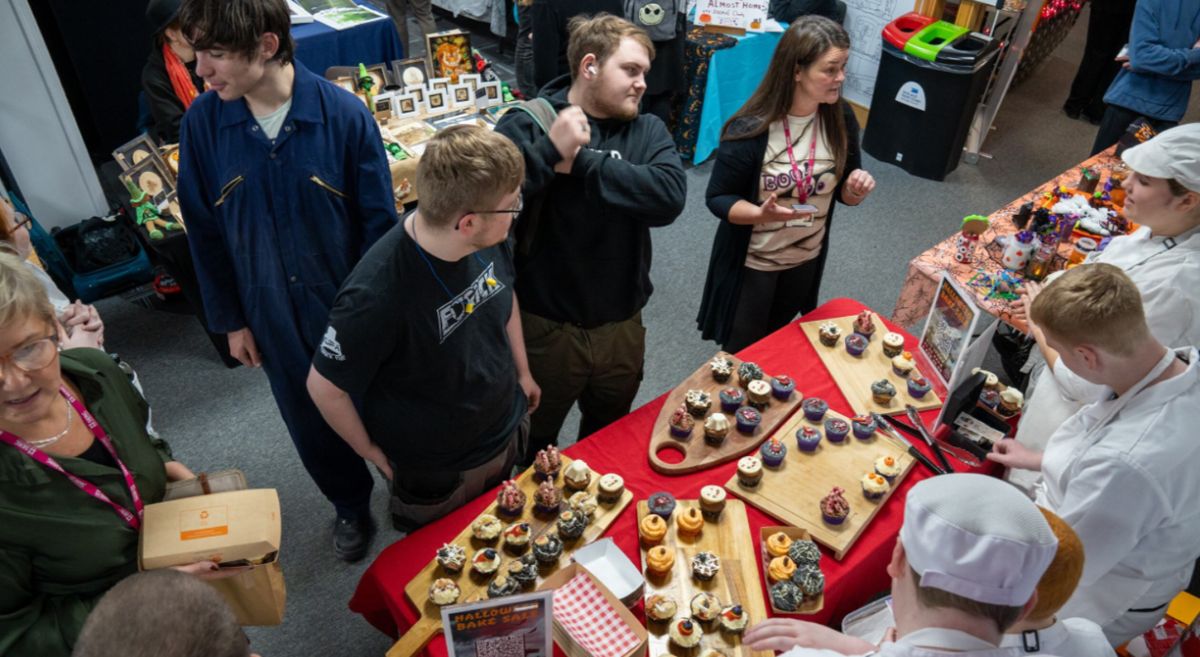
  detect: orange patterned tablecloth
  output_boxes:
[890,149,1122,335]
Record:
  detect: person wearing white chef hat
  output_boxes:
[1009,123,1200,493]
[991,263,1200,645]
[744,473,1058,656]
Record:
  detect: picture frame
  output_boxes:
[364,63,391,91]
[424,88,449,115]
[427,77,450,92]
[406,85,426,105]
[426,29,474,83]
[458,73,481,96]
[476,80,503,109]
[448,83,473,110]
[120,155,175,208]
[393,92,422,119]
[332,75,358,95]
[392,57,429,89]
[112,134,163,171]
[372,91,395,118]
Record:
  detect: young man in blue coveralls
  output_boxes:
[176,0,397,561]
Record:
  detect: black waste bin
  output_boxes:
[862,29,998,181]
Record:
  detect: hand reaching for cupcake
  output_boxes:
[744,618,876,654]
[841,169,875,205]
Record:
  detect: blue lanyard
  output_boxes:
[411,217,495,314]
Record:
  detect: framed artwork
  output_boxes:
[424,88,449,114]
[458,73,481,95]
[112,134,163,171]
[392,57,429,89]
[406,85,426,104]
[120,155,174,207]
[427,77,450,92]
[394,92,421,119]
[448,83,473,110]
[476,80,503,108]
[426,29,473,83]
[332,76,358,95]
[372,91,395,119]
[365,63,390,91]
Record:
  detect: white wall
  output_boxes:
[0,0,108,229]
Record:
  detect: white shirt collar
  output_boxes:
[998,620,1069,653]
[897,627,1000,651]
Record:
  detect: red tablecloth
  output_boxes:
[350,298,997,653]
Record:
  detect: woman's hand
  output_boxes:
[757,193,800,223]
[744,618,877,654]
[171,560,252,581]
[164,460,196,482]
[987,438,1043,472]
[841,169,875,205]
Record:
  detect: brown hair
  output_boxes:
[1030,263,1148,356]
[0,250,57,329]
[722,15,850,177]
[911,567,1026,634]
[1168,178,1192,196]
[178,0,295,64]
[1029,507,1084,621]
[566,13,655,82]
[415,125,525,227]
[73,570,250,657]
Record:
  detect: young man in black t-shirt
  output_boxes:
[308,125,539,532]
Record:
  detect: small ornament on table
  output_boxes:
[1077,166,1099,194]
[954,215,990,264]
[1001,230,1036,271]
[1012,201,1034,230]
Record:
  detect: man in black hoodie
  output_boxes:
[495,13,686,463]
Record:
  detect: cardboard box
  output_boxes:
[537,563,647,657]
[139,489,285,625]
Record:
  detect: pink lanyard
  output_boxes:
[0,386,143,530]
[782,115,819,203]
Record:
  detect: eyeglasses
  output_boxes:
[469,194,524,218]
[0,335,60,379]
[13,213,32,231]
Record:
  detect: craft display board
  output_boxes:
[638,500,771,657]
[798,316,943,417]
[648,352,804,476]
[758,526,823,615]
[390,456,634,657]
[694,0,769,32]
[724,409,915,560]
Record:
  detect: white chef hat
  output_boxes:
[899,474,1057,607]
[1122,123,1200,193]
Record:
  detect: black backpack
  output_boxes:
[509,98,558,257]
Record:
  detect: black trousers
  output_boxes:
[1064,2,1135,119]
[724,260,822,354]
[1091,104,1177,156]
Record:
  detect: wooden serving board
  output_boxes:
[648,352,804,475]
[798,315,943,417]
[389,456,633,657]
[724,409,915,560]
[638,500,771,657]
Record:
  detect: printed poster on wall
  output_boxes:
[443,591,553,657]
[694,0,769,32]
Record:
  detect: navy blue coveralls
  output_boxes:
[177,62,398,519]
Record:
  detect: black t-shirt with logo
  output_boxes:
[313,219,525,470]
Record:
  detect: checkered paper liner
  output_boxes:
[552,573,640,657]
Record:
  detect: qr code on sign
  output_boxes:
[476,634,525,657]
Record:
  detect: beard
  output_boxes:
[587,85,641,122]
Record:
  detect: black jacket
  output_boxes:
[696,102,862,344]
[494,74,687,327]
[142,46,203,144]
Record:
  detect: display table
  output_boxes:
[349,298,998,655]
[890,148,1121,333]
[675,28,783,165]
[293,12,404,77]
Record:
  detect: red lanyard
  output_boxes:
[0,386,143,530]
[782,114,820,203]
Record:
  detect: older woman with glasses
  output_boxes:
[0,251,211,656]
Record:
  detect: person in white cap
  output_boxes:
[990,263,1200,645]
[744,473,1058,656]
[1009,122,1200,492]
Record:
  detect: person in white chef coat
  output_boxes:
[1009,124,1200,493]
[744,473,1059,657]
[990,263,1200,646]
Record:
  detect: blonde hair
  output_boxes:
[415,125,525,228]
[1029,263,1148,356]
[0,250,55,329]
[566,13,655,82]
[1029,507,1084,621]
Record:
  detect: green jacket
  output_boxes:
[0,349,172,657]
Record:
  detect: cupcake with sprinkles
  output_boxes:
[795,425,822,452]
[820,487,850,526]
[851,415,877,440]
[802,397,828,422]
[718,387,745,412]
[669,403,694,439]
[709,355,733,382]
[824,417,850,443]
[735,406,762,434]
[759,437,787,468]
[770,374,796,401]
[844,333,868,356]
[738,361,764,387]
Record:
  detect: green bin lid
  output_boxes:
[903,21,970,62]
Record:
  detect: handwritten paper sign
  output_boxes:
[695,0,769,32]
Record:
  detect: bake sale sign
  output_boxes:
[695,0,769,31]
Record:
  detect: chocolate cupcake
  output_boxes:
[709,356,733,383]
[685,389,712,417]
[532,533,563,564]
[556,509,588,540]
[770,581,801,611]
[533,446,560,482]
[533,480,562,516]
[737,361,763,387]
[495,479,526,518]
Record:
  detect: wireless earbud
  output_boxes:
[587,65,597,76]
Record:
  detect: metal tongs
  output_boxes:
[903,405,955,474]
[872,413,945,476]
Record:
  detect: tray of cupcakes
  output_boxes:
[797,310,943,417]
[394,447,634,657]
[637,490,771,657]
[759,527,824,615]
[648,352,805,476]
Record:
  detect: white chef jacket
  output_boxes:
[1016,226,1200,455]
[998,617,1114,657]
[1036,347,1200,641]
[780,628,1043,657]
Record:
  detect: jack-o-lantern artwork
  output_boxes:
[426,30,474,84]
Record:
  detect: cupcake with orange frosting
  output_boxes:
[640,513,667,547]
[677,507,705,538]
[765,531,793,558]
[767,556,796,582]
[646,545,675,577]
